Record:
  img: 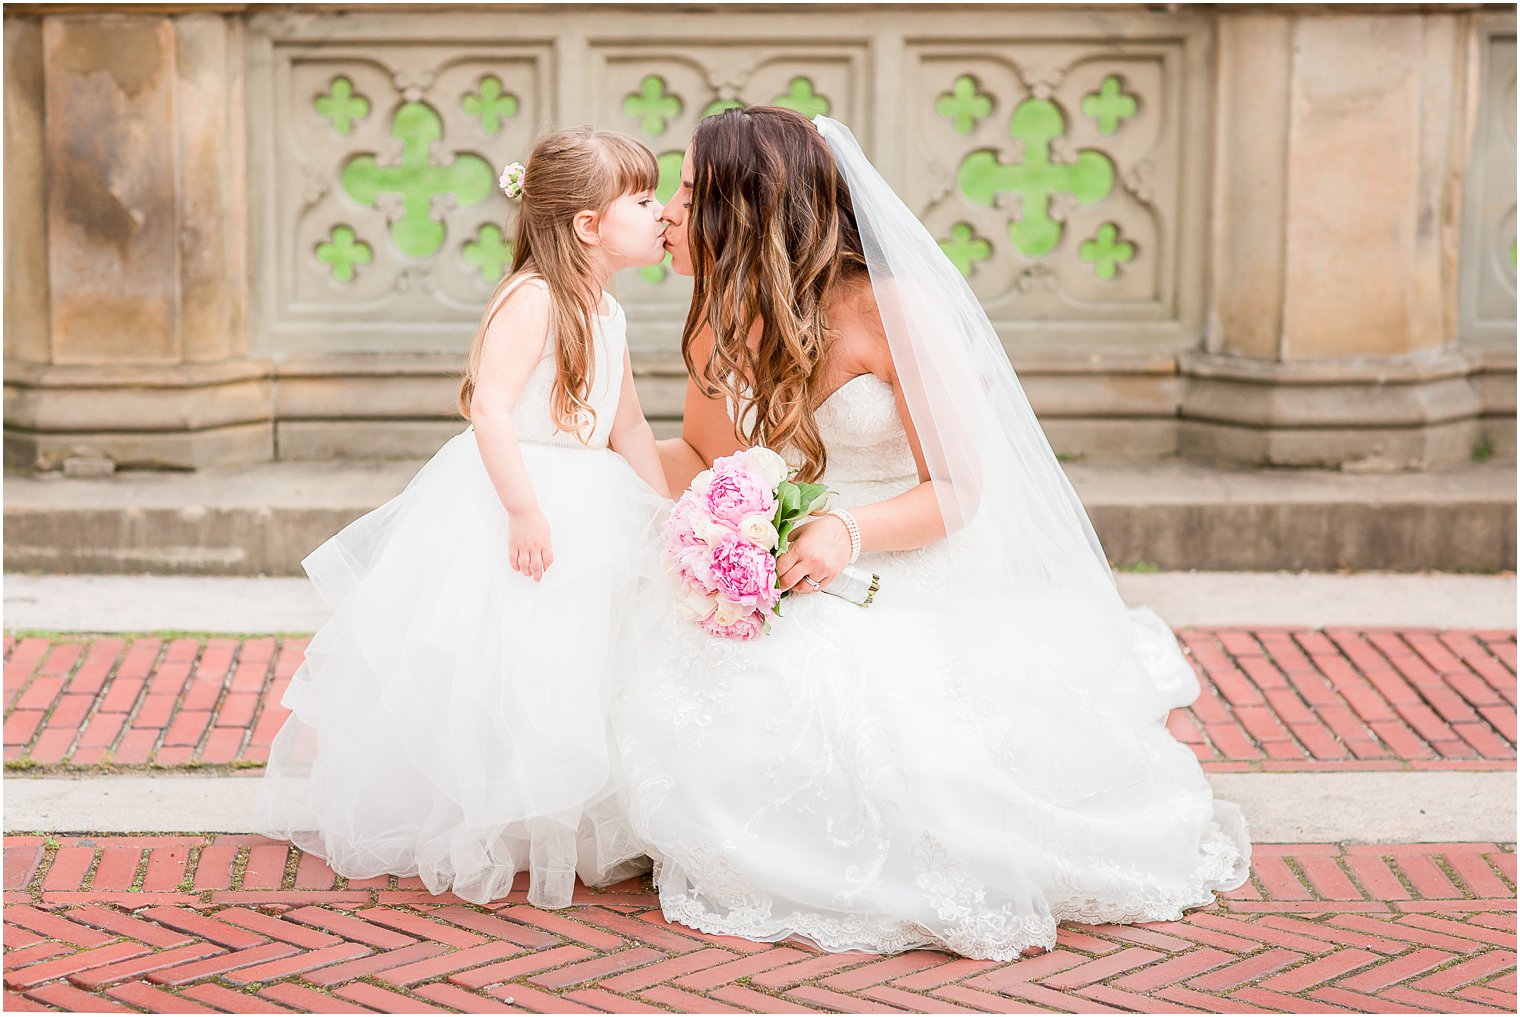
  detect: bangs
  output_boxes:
[597,132,660,197]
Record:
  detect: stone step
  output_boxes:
[3,459,1514,574]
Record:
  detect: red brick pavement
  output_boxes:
[2,836,1514,1014]
[3,628,1515,772]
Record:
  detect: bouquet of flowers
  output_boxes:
[662,447,878,640]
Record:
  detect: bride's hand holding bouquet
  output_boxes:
[662,446,877,640]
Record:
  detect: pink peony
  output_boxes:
[710,451,750,476]
[704,466,776,527]
[709,533,779,609]
[701,607,766,641]
[667,540,716,589]
[662,492,707,549]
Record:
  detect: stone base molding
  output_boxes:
[3,361,273,471]
[5,347,1512,472]
[1178,349,1513,471]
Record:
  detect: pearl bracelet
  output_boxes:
[829,509,862,565]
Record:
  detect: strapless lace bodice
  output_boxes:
[733,372,920,506]
[810,373,919,507]
[772,371,982,595]
[507,280,625,450]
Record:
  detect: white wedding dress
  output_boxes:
[252,279,667,909]
[613,371,1251,961]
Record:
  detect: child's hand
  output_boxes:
[508,508,553,582]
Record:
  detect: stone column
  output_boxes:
[3,11,270,471]
[1181,11,1488,470]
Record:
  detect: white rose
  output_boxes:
[810,490,836,515]
[690,469,716,497]
[691,512,729,545]
[675,585,718,623]
[738,513,779,551]
[741,447,789,490]
[713,598,750,626]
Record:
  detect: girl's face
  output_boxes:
[595,188,667,270]
[661,147,695,277]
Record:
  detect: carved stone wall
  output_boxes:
[242,8,1212,460]
[4,4,1515,471]
[1459,16,1517,459]
[248,10,1205,358]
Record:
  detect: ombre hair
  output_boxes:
[458,126,659,441]
[682,105,868,482]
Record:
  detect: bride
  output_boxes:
[612,106,1251,961]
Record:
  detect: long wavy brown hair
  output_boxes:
[458,127,658,442]
[683,106,868,482]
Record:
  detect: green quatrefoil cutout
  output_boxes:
[341,102,495,259]
[1081,76,1138,136]
[939,222,993,278]
[937,75,993,135]
[315,76,370,136]
[316,225,372,282]
[626,75,683,136]
[462,224,514,282]
[957,98,1115,258]
[462,76,520,135]
[1079,222,1135,280]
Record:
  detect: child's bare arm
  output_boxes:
[608,351,669,498]
[471,283,555,580]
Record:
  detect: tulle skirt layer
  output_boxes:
[251,428,667,908]
[613,506,1252,961]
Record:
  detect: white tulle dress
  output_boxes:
[612,372,1252,960]
[252,279,668,908]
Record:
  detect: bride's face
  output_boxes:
[661,146,695,277]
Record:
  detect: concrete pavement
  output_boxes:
[5,570,1516,633]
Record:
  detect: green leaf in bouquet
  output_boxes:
[777,482,804,517]
[794,482,831,515]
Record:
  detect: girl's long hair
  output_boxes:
[683,105,868,482]
[458,126,658,442]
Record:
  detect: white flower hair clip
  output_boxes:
[498,161,526,200]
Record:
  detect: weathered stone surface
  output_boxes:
[44,15,180,364]
[1207,13,1292,362]
[1178,416,1484,473]
[1458,14,1517,346]
[275,420,464,461]
[1,5,1513,477]
[4,16,50,365]
[174,14,248,363]
[4,421,274,473]
[4,369,271,433]
[1281,16,1449,358]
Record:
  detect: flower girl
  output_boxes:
[252,126,671,909]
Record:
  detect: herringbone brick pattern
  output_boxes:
[3,836,1514,1013]
[3,628,1515,772]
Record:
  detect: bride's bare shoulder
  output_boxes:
[827,273,894,378]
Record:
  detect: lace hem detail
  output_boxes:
[650,817,1248,962]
